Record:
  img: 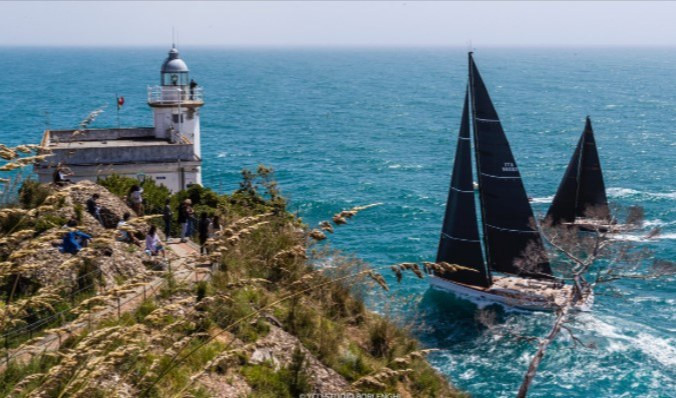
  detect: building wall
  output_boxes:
[43,143,196,166]
[152,105,201,154]
[35,161,201,193]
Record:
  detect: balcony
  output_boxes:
[147,86,204,106]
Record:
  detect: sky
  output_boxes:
[1,1,675,47]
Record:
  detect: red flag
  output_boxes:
[117,96,125,109]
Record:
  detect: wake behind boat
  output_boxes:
[429,53,592,311]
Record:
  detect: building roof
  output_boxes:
[38,128,199,166]
[161,46,189,73]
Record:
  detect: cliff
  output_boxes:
[0,175,465,398]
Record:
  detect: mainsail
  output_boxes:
[547,117,610,224]
[436,89,491,287]
[468,53,552,278]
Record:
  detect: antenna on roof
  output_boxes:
[172,27,176,48]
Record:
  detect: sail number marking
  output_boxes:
[502,162,518,172]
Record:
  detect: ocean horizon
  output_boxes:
[1,47,674,397]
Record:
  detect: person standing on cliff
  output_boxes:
[163,198,173,240]
[128,185,144,216]
[198,212,210,254]
[178,199,193,243]
[86,193,104,225]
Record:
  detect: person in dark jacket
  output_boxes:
[198,213,210,254]
[86,193,103,225]
[189,79,198,100]
[178,199,193,242]
[163,199,173,239]
[52,163,73,186]
[60,219,92,254]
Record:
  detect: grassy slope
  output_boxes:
[1,175,465,398]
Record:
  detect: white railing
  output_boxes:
[147,86,203,104]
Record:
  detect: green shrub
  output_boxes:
[34,214,67,234]
[195,280,209,302]
[73,204,83,224]
[287,345,311,397]
[98,174,171,215]
[368,318,396,359]
[0,355,60,396]
[241,364,293,398]
[18,179,52,209]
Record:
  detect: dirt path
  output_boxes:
[1,240,210,371]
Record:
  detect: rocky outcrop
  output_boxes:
[249,325,352,393]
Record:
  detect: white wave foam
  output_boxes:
[530,195,553,204]
[607,187,676,200]
[653,192,676,199]
[607,187,642,198]
[612,232,676,242]
[584,316,676,367]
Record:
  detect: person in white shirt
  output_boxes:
[145,225,166,258]
[129,185,144,216]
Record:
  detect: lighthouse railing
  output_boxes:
[147,86,203,104]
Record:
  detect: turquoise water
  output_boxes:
[1,48,674,397]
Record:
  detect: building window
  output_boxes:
[172,114,184,123]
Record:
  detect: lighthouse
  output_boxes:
[148,46,203,160]
[35,46,203,192]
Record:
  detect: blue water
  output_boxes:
[1,48,674,397]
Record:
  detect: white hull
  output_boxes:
[429,275,593,312]
[561,218,629,233]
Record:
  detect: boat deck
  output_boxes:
[562,218,629,233]
[490,276,571,307]
[430,274,591,311]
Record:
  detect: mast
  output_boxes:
[436,88,491,287]
[468,53,552,278]
[575,117,610,220]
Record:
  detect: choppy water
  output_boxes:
[1,47,674,397]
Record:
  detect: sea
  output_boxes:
[1,47,674,397]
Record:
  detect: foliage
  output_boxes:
[242,364,295,398]
[97,174,172,214]
[0,167,460,398]
[18,179,51,209]
[0,355,60,397]
[234,165,287,214]
[287,345,311,397]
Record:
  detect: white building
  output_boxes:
[35,46,204,192]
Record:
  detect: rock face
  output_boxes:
[5,181,151,292]
[250,325,352,393]
[62,180,132,229]
[197,371,252,398]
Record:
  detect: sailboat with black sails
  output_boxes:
[545,117,619,232]
[428,53,592,311]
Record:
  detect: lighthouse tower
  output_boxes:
[148,46,204,160]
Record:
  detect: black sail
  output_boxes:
[468,53,552,278]
[435,89,491,287]
[546,117,610,223]
[576,117,610,220]
[546,132,583,224]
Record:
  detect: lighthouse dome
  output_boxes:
[161,47,189,73]
[160,46,189,86]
